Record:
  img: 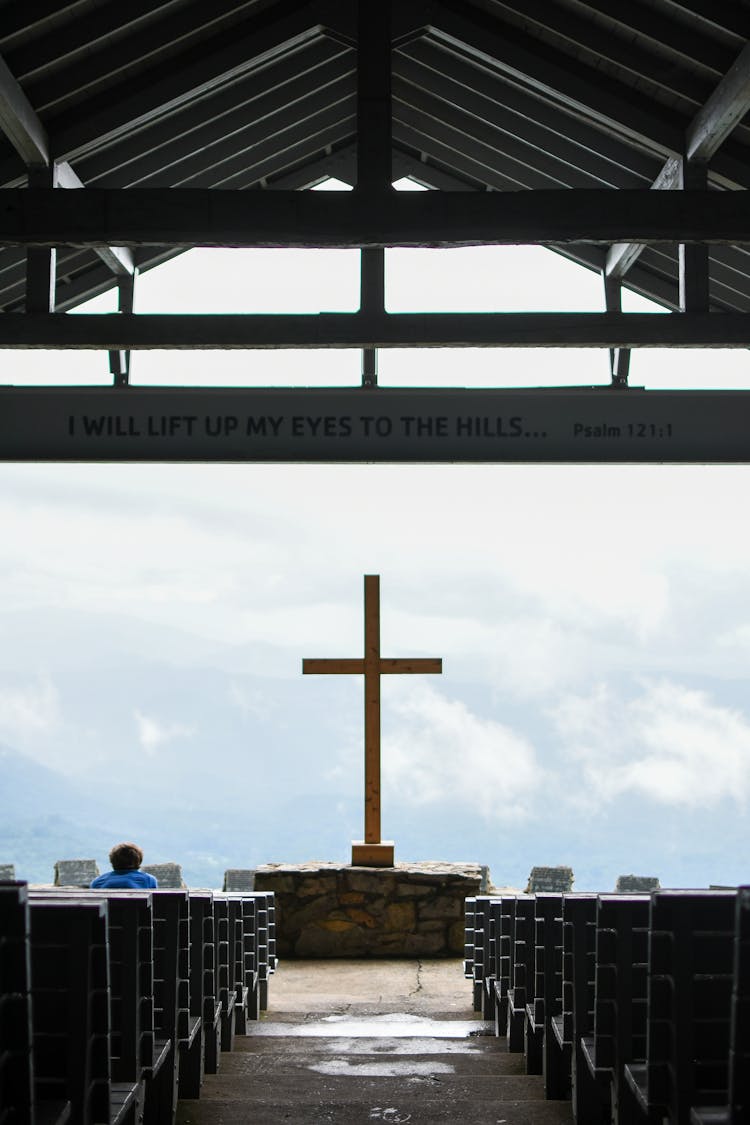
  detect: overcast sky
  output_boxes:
[2,181,750,891]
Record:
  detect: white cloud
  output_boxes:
[227,680,274,720]
[0,676,60,739]
[134,711,194,754]
[551,680,750,807]
[383,680,540,818]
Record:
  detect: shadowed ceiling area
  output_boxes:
[1,0,750,321]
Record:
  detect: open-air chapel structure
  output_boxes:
[1,2,749,1123]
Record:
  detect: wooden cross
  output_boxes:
[303,574,442,867]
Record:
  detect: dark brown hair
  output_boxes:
[109,842,144,871]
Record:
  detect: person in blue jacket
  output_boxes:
[90,842,158,889]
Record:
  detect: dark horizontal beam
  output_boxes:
[1,311,749,349]
[3,386,750,463]
[1,188,750,248]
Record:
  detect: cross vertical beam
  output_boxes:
[364,574,381,844]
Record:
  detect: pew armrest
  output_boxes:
[181,1015,202,1049]
[111,1081,141,1125]
[581,1035,611,1080]
[35,1101,72,1125]
[624,1062,649,1112]
[551,1015,565,1048]
[143,1037,171,1078]
[690,1111,730,1125]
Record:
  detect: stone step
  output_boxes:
[199,1065,546,1101]
[175,959,573,1125]
[210,1043,528,1077]
[178,1095,574,1125]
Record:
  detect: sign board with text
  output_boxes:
[1,386,750,462]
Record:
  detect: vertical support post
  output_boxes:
[602,271,630,386]
[357,0,391,386]
[26,165,57,313]
[361,249,384,386]
[109,268,137,386]
[363,574,381,844]
[356,0,392,193]
[679,157,710,313]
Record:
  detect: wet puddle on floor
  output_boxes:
[251,1013,493,1038]
[308,1059,456,1077]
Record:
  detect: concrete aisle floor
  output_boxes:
[176,960,575,1125]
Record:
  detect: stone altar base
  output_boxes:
[253,861,488,958]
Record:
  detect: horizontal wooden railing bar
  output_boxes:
[3,311,750,349]
[1,188,749,248]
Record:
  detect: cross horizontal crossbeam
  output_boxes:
[303,658,442,674]
[0,188,748,248]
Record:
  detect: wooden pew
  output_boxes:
[254,890,277,1012]
[485,897,504,1024]
[29,888,154,1125]
[2,883,276,1123]
[465,895,496,1012]
[493,895,516,1038]
[530,893,567,1096]
[219,892,259,1031]
[185,891,221,1080]
[28,895,142,1125]
[622,889,736,1125]
[464,886,747,1125]
[506,894,535,1054]
[0,882,71,1125]
[588,894,650,1125]
[211,894,237,1052]
[691,886,750,1125]
[464,894,497,1017]
[559,893,598,1124]
[143,889,191,1125]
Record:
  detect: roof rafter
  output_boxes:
[0,51,133,280]
[686,40,750,161]
[0,52,47,166]
[607,41,750,282]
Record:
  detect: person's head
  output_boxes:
[109,842,144,871]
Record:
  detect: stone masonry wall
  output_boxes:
[254,861,487,958]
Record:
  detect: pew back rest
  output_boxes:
[595,894,650,1073]
[729,886,750,1118]
[0,882,35,1119]
[510,896,536,1008]
[562,894,597,1045]
[533,894,564,1027]
[29,888,155,1083]
[648,890,736,1120]
[150,890,190,1045]
[29,898,111,1125]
